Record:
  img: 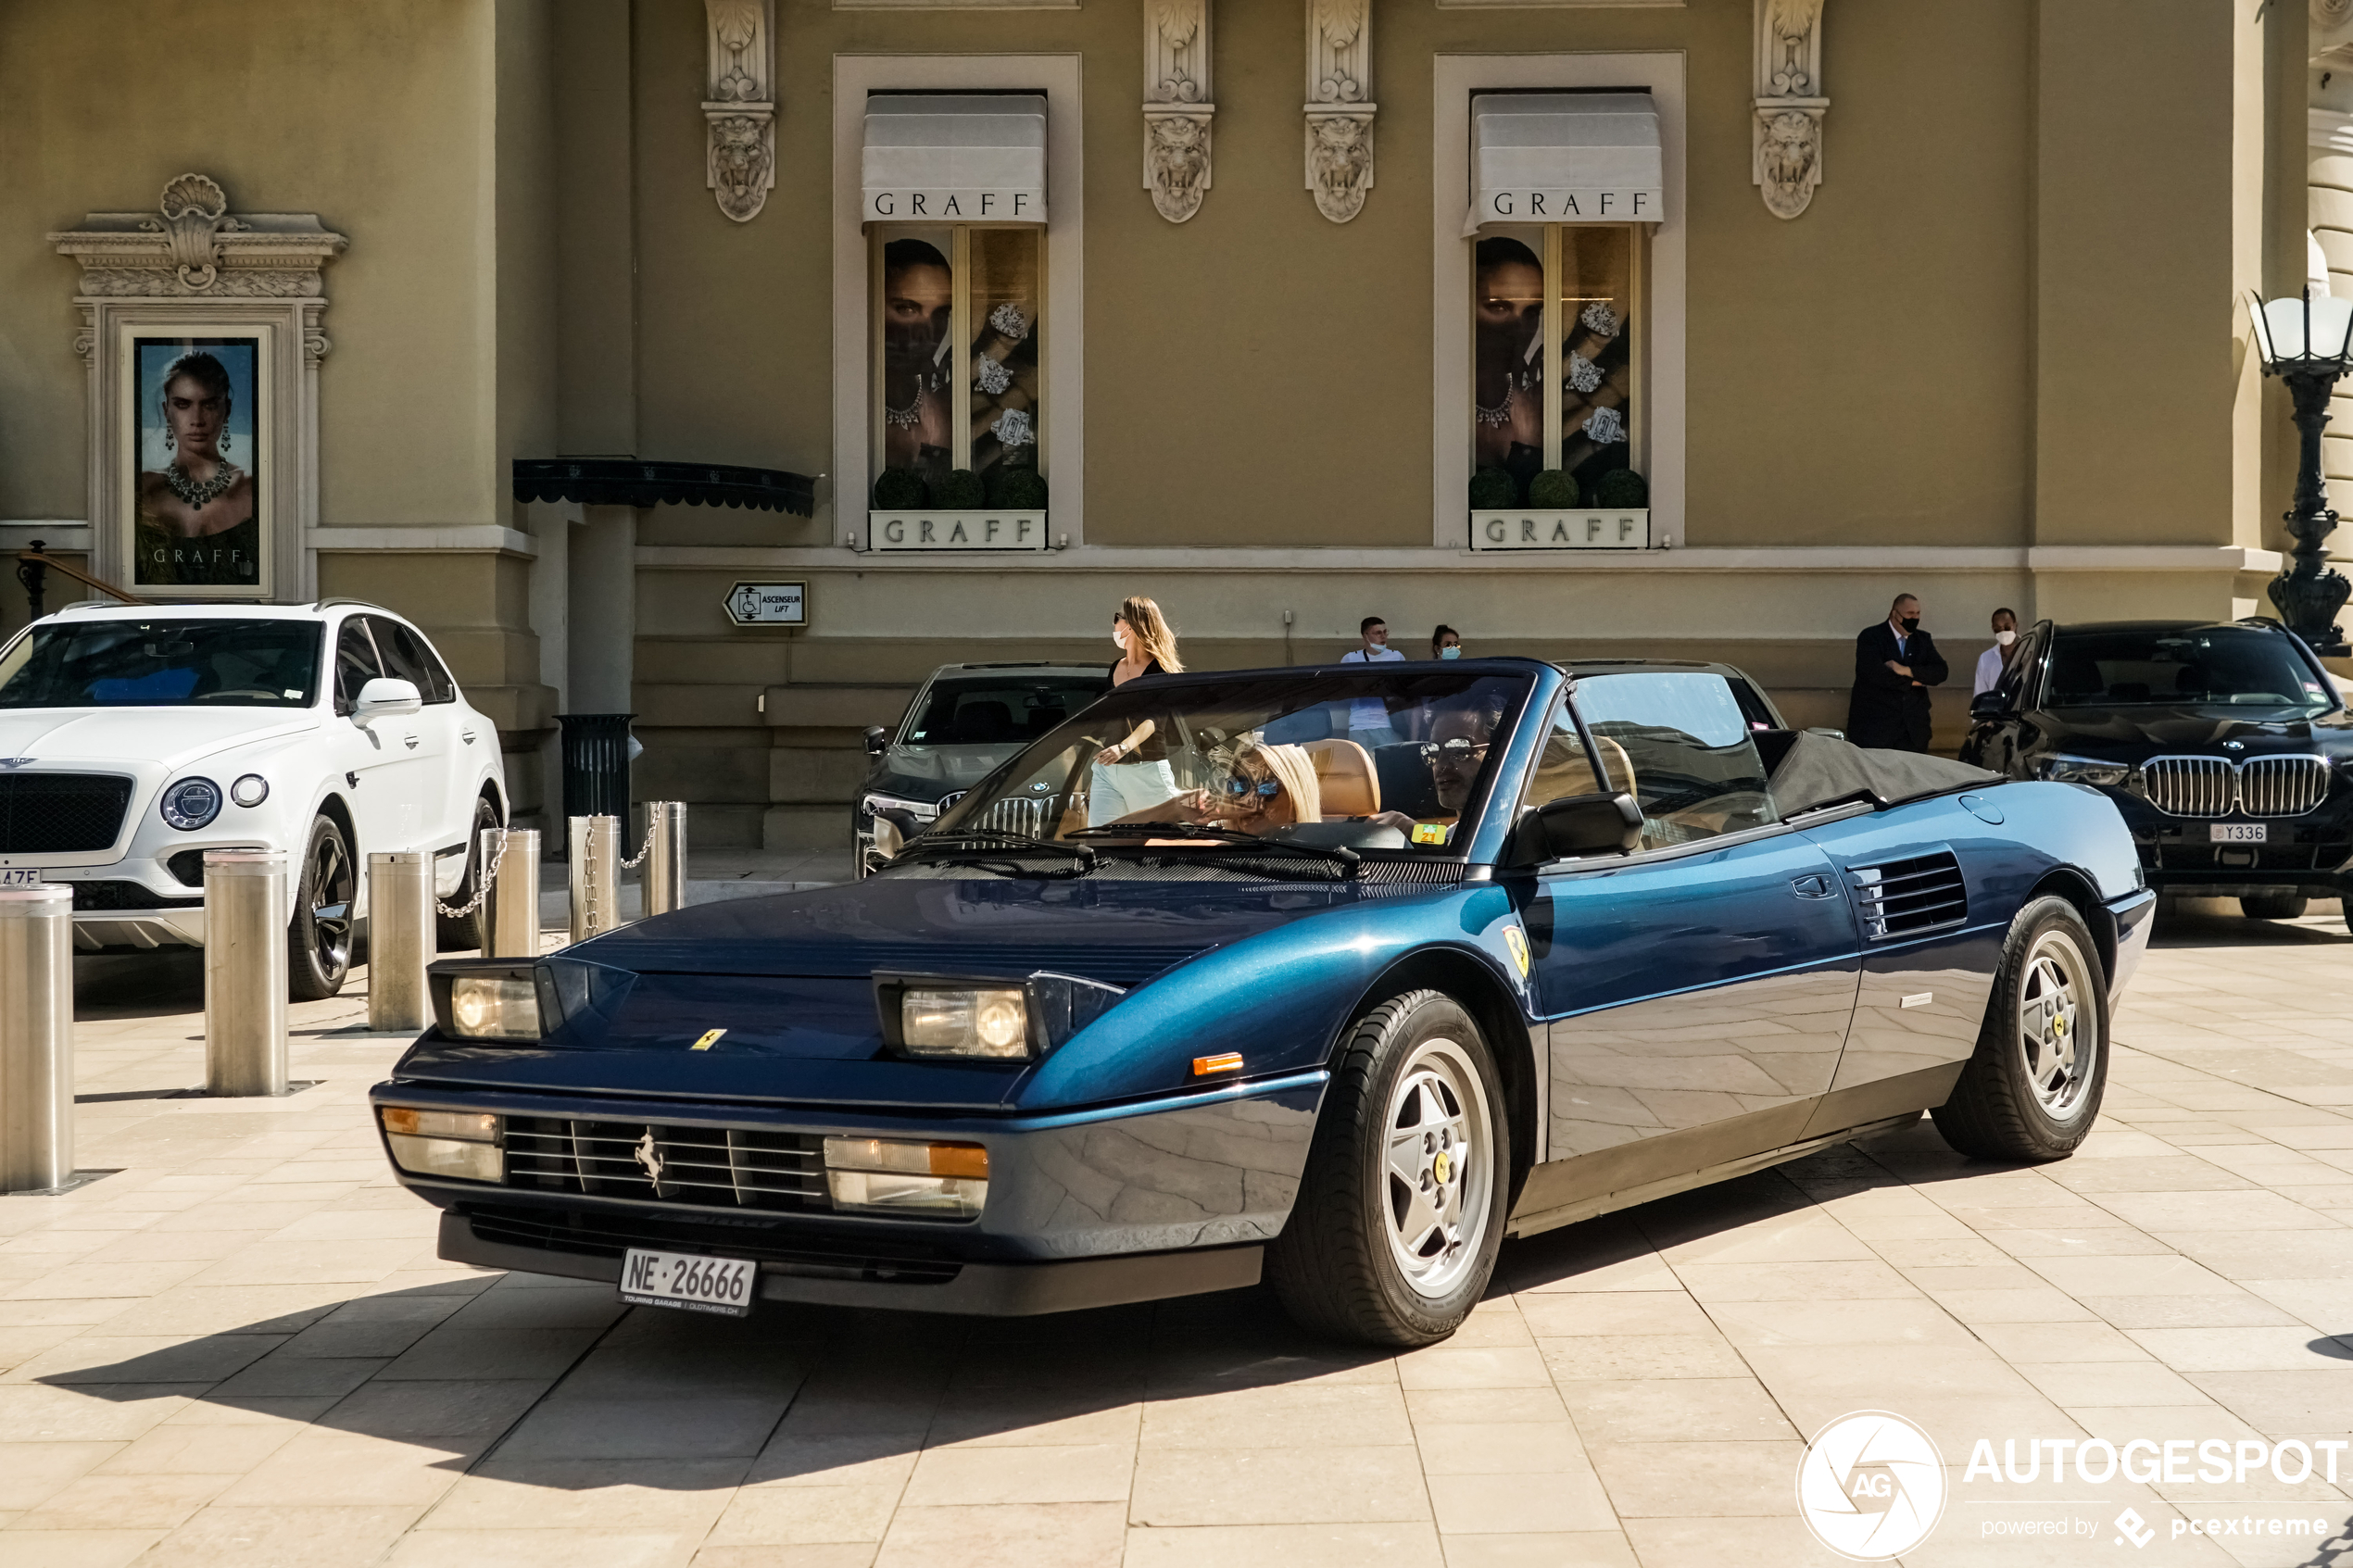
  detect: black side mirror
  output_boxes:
[863,725,890,756]
[1968,691,2012,720]
[1512,792,1644,864]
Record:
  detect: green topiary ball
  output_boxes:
[989,467,1050,509]
[1528,469,1580,508]
[1593,469,1650,508]
[932,468,986,508]
[872,467,925,509]
[1467,467,1518,509]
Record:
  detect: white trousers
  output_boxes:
[1088,759,1179,827]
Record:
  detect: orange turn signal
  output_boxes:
[925,1143,990,1180]
[1192,1052,1244,1076]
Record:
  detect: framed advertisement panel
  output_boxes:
[53,177,343,604]
[120,326,274,596]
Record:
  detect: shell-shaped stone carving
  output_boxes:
[159,173,228,222]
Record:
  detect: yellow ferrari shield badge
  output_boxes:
[689,1029,727,1051]
[1503,925,1530,977]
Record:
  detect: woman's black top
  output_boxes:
[1106,658,1169,762]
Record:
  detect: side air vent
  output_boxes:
[1849,850,1967,940]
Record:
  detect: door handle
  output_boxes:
[1791,873,1835,898]
[402,733,420,751]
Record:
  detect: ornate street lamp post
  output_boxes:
[2247,289,2353,656]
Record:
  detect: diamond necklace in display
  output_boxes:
[164,462,241,508]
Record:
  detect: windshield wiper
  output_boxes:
[894,827,1097,878]
[1067,822,1361,878]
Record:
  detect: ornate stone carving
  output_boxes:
[48,175,346,299]
[1304,0,1374,223]
[1143,0,1214,223]
[1754,0,1827,220]
[704,0,776,223]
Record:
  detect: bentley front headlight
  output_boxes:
[2043,755,2133,788]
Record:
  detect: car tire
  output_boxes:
[1931,895,2108,1161]
[2241,893,2309,922]
[436,794,503,951]
[1267,990,1508,1348]
[287,813,356,1001]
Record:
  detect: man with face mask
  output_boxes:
[1973,608,2020,696]
[1847,593,1948,751]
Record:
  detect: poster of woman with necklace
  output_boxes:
[133,337,262,590]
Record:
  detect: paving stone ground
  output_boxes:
[4,905,2351,1567]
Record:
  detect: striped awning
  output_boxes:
[1468,93,1663,232]
[862,94,1048,225]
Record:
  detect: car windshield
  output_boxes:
[900,674,1110,747]
[0,619,323,709]
[916,669,1536,859]
[2045,627,2335,713]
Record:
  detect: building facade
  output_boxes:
[0,0,2326,845]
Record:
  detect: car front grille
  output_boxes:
[2143,755,2330,818]
[936,794,1059,838]
[0,772,134,853]
[502,1116,830,1212]
[1849,851,1968,939]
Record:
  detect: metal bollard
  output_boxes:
[642,801,689,917]
[568,815,620,945]
[205,848,289,1097]
[0,885,74,1193]
[484,826,541,959]
[366,851,433,1032]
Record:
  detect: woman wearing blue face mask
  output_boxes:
[1431,625,1464,660]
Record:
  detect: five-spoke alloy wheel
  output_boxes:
[287,813,356,1001]
[1270,990,1508,1346]
[1933,895,2108,1160]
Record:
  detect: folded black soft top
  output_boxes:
[1756,729,2001,817]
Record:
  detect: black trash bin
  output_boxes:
[557,712,635,859]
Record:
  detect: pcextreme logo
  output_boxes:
[1796,1411,1949,1561]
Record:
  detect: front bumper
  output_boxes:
[371,1073,1321,1314]
[436,1209,1263,1315]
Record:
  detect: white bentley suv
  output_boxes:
[0,600,509,997]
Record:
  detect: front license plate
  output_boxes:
[619,1248,756,1317]
[2209,822,2269,844]
[0,869,43,888]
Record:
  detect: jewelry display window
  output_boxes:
[1470,223,1642,508]
[871,224,1044,499]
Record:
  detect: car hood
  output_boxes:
[576,872,1365,985]
[0,707,319,770]
[2034,705,2353,757]
[389,872,1390,1108]
[868,745,1026,803]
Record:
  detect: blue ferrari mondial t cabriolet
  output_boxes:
[371,658,2153,1347]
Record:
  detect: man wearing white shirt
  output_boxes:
[1973,607,2020,697]
[1340,617,1406,749]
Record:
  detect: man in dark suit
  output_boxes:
[1847,594,1948,751]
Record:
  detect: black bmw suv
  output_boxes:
[1961,618,2353,923]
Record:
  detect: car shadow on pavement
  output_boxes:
[31,1269,1394,1491]
[2152,907,2351,948]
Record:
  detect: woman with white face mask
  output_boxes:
[1973,607,2020,696]
[1088,596,1186,825]
[1430,625,1463,659]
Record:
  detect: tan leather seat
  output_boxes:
[1525,734,1636,805]
[1301,737,1381,816]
